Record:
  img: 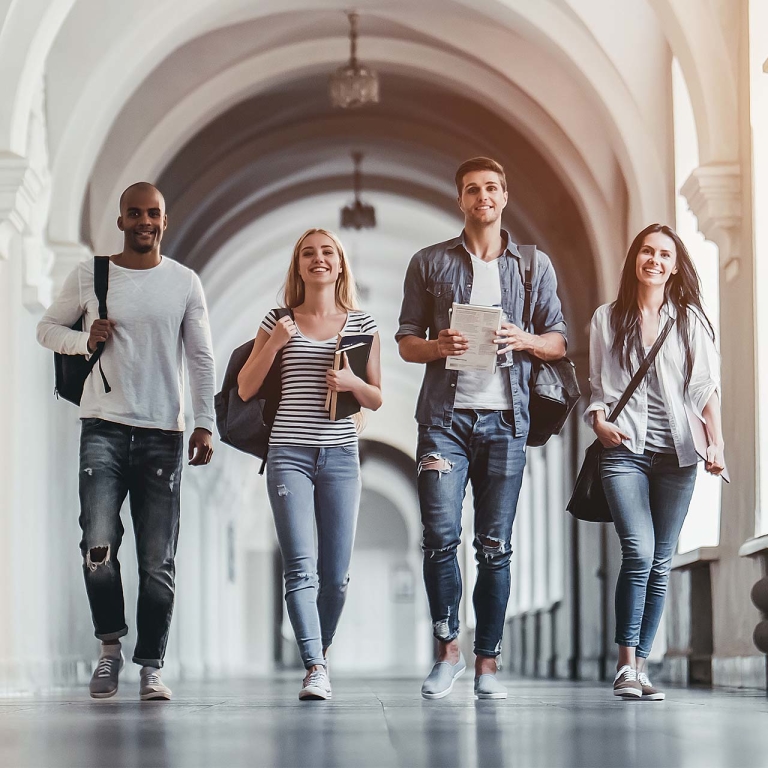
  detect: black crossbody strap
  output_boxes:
[91,256,111,394]
[517,245,537,331]
[607,317,674,423]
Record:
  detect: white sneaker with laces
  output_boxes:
[140,667,172,701]
[299,667,332,700]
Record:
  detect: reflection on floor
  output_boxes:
[2,676,768,768]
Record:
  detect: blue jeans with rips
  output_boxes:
[78,418,184,668]
[600,445,697,658]
[266,444,361,669]
[417,410,527,658]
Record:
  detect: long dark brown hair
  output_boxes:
[610,223,715,390]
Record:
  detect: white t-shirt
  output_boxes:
[37,256,216,432]
[454,254,514,410]
[260,309,378,446]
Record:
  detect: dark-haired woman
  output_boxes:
[585,224,724,701]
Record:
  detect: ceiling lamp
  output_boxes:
[329,11,380,109]
[341,152,376,230]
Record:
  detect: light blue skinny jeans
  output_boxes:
[266,444,361,669]
[600,445,697,658]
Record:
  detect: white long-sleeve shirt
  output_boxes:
[37,256,216,433]
[584,302,720,467]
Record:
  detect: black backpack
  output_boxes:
[518,245,581,447]
[214,308,293,472]
[54,256,112,405]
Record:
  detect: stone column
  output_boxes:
[681,163,765,687]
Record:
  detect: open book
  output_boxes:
[325,333,373,421]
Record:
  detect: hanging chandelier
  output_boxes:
[340,152,376,229]
[329,11,380,109]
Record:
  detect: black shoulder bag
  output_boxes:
[214,308,293,472]
[566,317,674,522]
[54,255,111,405]
[518,245,581,447]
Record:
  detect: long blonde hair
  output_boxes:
[282,229,367,434]
[282,228,359,310]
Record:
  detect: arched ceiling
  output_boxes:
[148,72,597,338]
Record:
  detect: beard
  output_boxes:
[129,231,158,253]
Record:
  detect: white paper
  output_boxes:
[445,303,503,372]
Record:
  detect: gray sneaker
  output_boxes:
[474,673,508,700]
[89,652,125,699]
[421,654,466,700]
[139,668,172,701]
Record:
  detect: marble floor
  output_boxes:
[2,675,768,768]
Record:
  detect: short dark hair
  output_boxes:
[455,157,507,195]
[119,182,163,212]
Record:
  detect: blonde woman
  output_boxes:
[238,229,382,700]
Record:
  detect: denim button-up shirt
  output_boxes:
[396,232,568,434]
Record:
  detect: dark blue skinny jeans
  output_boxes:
[601,445,697,658]
[417,410,527,658]
[78,418,183,668]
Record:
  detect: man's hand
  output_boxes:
[493,322,532,355]
[436,328,469,358]
[188,428,213,466]
[87,319,116,352]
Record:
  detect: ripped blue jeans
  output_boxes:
[266,444,361,668]
[417,410,526,657]
[78,418,183,668]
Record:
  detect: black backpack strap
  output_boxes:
[517,245,537,331]
[258,307,294,474]
[91,256,111,394]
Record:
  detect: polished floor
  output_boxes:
[2,675,768,768]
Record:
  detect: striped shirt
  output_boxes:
[260,309,378,446]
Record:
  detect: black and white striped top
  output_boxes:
[260,309,378,446]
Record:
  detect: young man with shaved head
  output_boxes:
[397,158,567,700]
[37,183,216,701]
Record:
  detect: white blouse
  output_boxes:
[584,302,720,467]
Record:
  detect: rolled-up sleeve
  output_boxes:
[532,252,567,342]
[687,311,720,418]
[395,252,429,342]
[36,266,91,356]
[584,308,609,424]
[182,273,216,433]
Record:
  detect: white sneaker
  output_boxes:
[140,667,172,701]
[299,667,332,700]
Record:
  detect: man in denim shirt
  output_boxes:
[396,157,567,700]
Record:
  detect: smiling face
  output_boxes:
[296,232,343,287]
[457,170,508,225]
[118,185,167,254]
[635,231,678,287]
